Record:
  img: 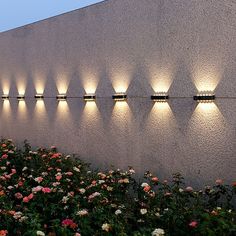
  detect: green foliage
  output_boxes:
[0,139,235,236]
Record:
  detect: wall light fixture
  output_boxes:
[17,95,25,101]
[112,93,127,101]
[151,93,169,102]
[2,94,9,100]
[35,94,44,100]
[193,91,215,102]
[83,93,96,101]
[56,94,67,101]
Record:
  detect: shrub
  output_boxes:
[0,139,235,236]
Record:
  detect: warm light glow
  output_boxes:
[111,101,132,129]
[152,102,171,112]
[35,100,46,114]
[195,102,217,112]
[192,64,221,92]
[16,79,27,96]
[2,79,10,95]
[17,100,27,119]
[57,100,69,112]
[84,101,97,111]
[112,80,129,94]
[56,100,71,122]
[82,75,98,94]
[55,72,70,94]
[2,100,11,113]
[34,77,46,94]
[149,67,173,93]
[109,61,134,93]
[82,101,100,124]
[113,101,129,110]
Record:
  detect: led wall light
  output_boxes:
[56,94,67,101]
[193,92,215,103]
[35,94,44,99]
[2,94,9,100]
[17,95,25,101]
[112,93,127,101]
[151,93,169,102]
[83,94,96,101]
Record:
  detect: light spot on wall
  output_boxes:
[35,100,47,118]
[56,100,71,120]
[188,102,226,158]
[195,102,217,112]
[148,102,174,124]
[81,71,99,94]
[192,63,221,92]
[34,73,46,94]
[148,66,173,93]
[2,100,11,115]
[81,101,101,128]
[109,63,134,93]
[17,100,27,120]
[16,75,27,96]
[55,73,70,94]
[111,101,132,128]
[1,78,10,95]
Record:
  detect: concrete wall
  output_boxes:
[0,0,236,185]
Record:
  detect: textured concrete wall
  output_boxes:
[0,0,236,185]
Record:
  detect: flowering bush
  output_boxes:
[0,139,235,236]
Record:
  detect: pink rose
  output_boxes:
[152,177,159,182]
[189,221,198,228]
[32,186,42,192]
[35,177,43,183]
[56,175,62,181]
[28,193,34,200]
[1,154,8,159]
[42,187,51,193]
[23,197,29,203]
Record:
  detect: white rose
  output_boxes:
[141,183,149,187]
[36,231,45,236]
[152,228,165,236]
[102,223,111,232]
[140,208,147,215]
[115,209,122,215]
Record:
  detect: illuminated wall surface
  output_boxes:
[0,0,236,185]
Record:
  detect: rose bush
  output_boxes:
[0,139,235,236]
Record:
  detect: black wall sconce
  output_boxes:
[56,94,67,101]
[194,92,215,102]
[17,95,25,101]
[35,94,44,99]
[112,93,127,101]
[83,94,96,101]
[151,93,169,102]
[2,94,9,100]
